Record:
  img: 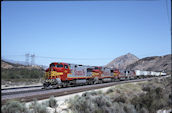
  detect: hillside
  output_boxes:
[1,60,22,69]
[1,60,44,70]
[105,53,139,70]
[126,54,171,73]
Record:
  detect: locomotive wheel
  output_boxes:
[93,80,97,84]
[99,80,103,84]
[55,85,62,89]
[43,82,50,89]
[117,78,120,82]
[62,82,69,88]
[125,77,128,81]
[90,81,93,85]
[62,83,66,88]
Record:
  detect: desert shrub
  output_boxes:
[169,93,172,105]
[1,100,29,113]
[116,89,121,93]
[123,103,137,113]
[68,77,171,113]
[48,96,58,108]
[113,95,128,103]
[139,107,149,113]
[29,99,47,113]
[82,91,94,97]
[68,91,137,113]
[112,102,125,113]
[93,95,112,107]
[68,95,94,113]
[111,102,137,113]
[131,86,169,113]
[132,76,171,113]
[97,90,103,95]
[84,90,100,96]
[68,91,113,113]
[81,90,103,99]
[106,88,114,94]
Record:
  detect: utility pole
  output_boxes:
[31,54,35,66]
[25,53,30,65]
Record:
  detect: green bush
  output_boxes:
[1,68,44,79]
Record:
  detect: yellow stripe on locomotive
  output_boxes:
[45,71,63,79]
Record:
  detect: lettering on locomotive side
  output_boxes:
[74,69,85,76]
[103,72,110,75]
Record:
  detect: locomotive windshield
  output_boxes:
[95,67,99,69]
[56,64,63,67]
[50,63,63,68]
[50,64,55,67]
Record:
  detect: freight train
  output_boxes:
[43,62,167,89]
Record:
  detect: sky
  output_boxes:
[1,0,171,66]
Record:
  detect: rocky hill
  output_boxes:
[105,53,139,70]
[126,54,171,73]
[1,60,14,69]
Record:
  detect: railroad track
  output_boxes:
[1,87,43,96]
[1,85,43,96]
[2,85,42,90]
[2,77,160,104]
[2,76,170,105]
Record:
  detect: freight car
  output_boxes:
[43,62,166,89]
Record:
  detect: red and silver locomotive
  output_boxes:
[43,62,120,89]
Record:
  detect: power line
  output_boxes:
[31,54,35,65]
[3,54,114,60]
[25,53,30,65]
[36,56,114,60]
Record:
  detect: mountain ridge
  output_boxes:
[105,53,139,70]
[126,54,171,73]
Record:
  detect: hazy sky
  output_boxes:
[1,0,171,66]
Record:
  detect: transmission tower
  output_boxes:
[25,53,30,65]
[31,54,35,66]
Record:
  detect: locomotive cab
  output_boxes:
[44,62,70,88]
[114,69,120,79]
[45,63,67,79]
[92,66,102,78]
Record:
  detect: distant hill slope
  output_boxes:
[1,60,44,70]
[105,53,139,70]
[126,54,171,73]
